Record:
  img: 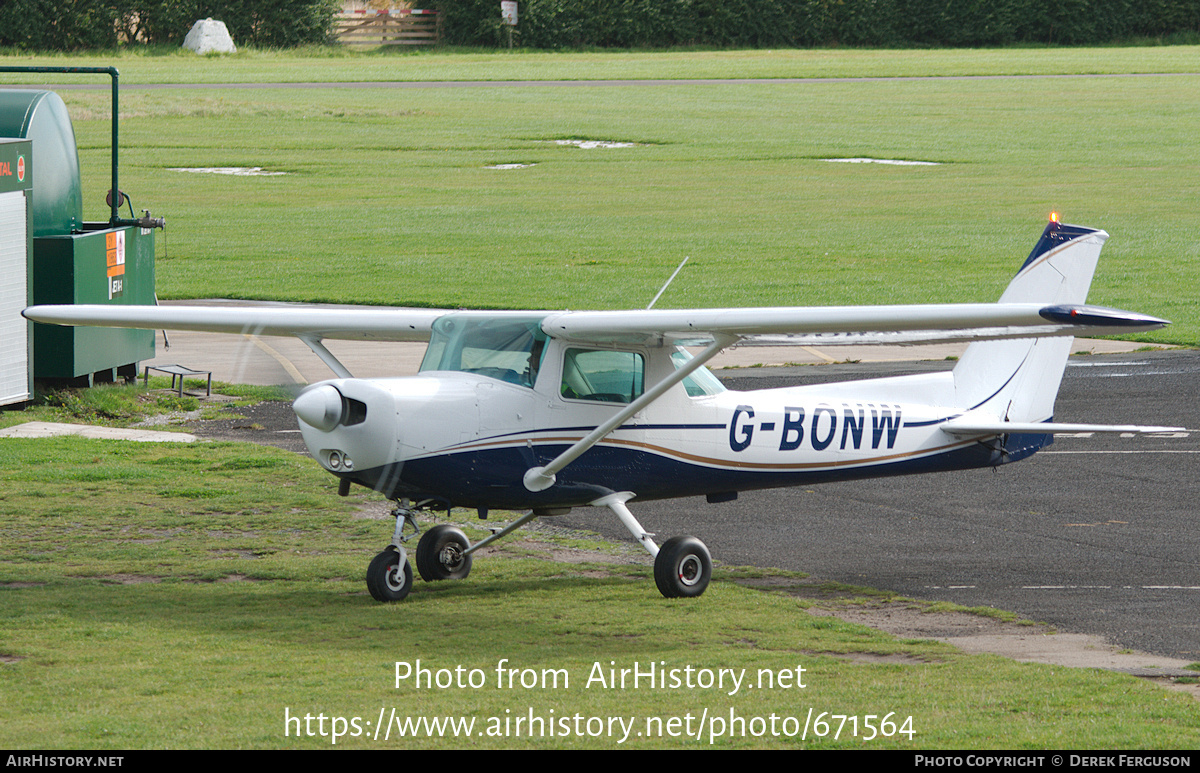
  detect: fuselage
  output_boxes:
[294,335,1042,510]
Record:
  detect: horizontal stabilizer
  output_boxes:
[942,417,1186,436]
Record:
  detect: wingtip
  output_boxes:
[21,305,54,323]
[1038,304,1170,329]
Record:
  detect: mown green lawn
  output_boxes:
[1,436,1197,749]
[2,48,1198,749]
[3,47,1195,343]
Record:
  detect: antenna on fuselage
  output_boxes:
[647,256,689,310]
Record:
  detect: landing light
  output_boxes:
[326,450,354,471]
[1049,211,1060,223]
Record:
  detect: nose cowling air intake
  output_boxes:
[293,384,347,431]
[293,384,368,431]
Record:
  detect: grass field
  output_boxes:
[5,45,1200,82]
[1,432,1198,749]
[2,48,1199,749]
[3,47,1197,344]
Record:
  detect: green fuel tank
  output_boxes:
[0,89,83,236]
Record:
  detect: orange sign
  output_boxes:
[106,231,126,298]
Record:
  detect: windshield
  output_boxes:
[420,314,549,388]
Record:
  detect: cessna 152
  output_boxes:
[24,218,1183,601]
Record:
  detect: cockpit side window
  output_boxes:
[420,315,548,388]
[560,349,644,404]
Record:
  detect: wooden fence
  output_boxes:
[334,10,440,47]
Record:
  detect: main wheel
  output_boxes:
[366,548,413,601]
[416,525,473,582]
[654,536,712,598]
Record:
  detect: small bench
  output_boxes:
[143,364,212,397]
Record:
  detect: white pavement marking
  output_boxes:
[1044,450,1199,454]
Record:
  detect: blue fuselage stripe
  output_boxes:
[346,439,1030,510]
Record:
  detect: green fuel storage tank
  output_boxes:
[0,87,154,384]
[0,90,83,237]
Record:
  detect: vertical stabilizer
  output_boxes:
[952,220,1109,431]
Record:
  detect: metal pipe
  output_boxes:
[0,65,131,227]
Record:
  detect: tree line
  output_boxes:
[2,0,1197,50]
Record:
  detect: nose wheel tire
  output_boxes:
[416,524,473,582]
[366,548,413,601]
[654,535,712,598]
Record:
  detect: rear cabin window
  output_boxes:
[560,349,644,404]
[671,348,727,397]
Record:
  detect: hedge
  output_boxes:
[431,0,1200,49]
[1,0,1196,50]
[0,0,340,50]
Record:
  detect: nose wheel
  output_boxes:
[366,547,413,601]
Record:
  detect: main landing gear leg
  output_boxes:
[592,492,712,599]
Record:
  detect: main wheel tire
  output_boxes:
[654,536,712,599]
[366,548,413,602]
[416,525,473,582]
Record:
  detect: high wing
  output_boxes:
[20,217,1168,350]
[23,301,1168,348]
[23,218,1168,361]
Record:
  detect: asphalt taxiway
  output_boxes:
[560,351,1200,660]
[137,313,1197,660]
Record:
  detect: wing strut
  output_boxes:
[523,334,737,492]
[298,335,353,379]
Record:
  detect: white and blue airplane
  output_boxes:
[24,218,1182,601]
